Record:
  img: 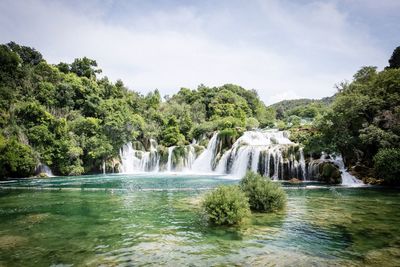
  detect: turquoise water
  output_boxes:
[0,174,399,266]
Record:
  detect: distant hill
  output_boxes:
[269,95,335,113]
[268,95,336,119]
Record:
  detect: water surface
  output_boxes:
[0,174,399,266]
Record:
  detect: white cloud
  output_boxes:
[0,0,390,105]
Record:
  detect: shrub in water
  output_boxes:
[373,148,400,185]
[239,171,287,212]
[202,185,250,226]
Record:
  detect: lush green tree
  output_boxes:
[388,46,400,69]
[56,62,70,74]
[160,116,185,146]
[311,63,400,167]
[373,148,400,184]
[7,41,43,65]
[245,117,260,130]
[70,57,102,79]
[0,138,38,178]
[145,89,161,110]
[27,124,55,165]
[209,89,249,121]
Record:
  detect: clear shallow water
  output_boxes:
[0,174,399,266]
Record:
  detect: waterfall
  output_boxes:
[264,151,271,177]
[119,139,160,173]
[216,130,295,179]
[191,133,219,172]
[228,146,254,179]
[251,147,261,173]
[331,155,363,186]
[36,164,54,177]
[184,145,196,170]
[215,151,230,174]
[299,148,306,180]
[166,146,175,172]
[272,148,283,180]
[119,130,313,180]
[117,129,364,185]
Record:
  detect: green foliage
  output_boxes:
[239,172,287,212]
[289,126,336,156]
[245,117,260,130]
[209,89,249,120]
[314,65,400,166]
[6,41,43,65]
[0,42,276,178]
[388,46,400,69]
[191,121,218,140]
[27,124,55,165]
[161,116,185,147]
[269,97,333,121]
[373,148,400,184]
[202,185,250,226]
[0,138,38,178]
[218,128,239,139]
[285,115,301,128]
[0,44,21,73]
[70,57,102,78]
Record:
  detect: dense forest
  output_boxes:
[0,42,275,178]
[0,42,399,184]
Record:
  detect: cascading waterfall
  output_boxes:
[166,146,175,172]
[330,155,363,186]
[216,130,305,179]
[184,145,196,171]
[191,133,219,173]
[36,163,54,177]
[300,148,306,180]
[119,139,160,173]
[118,130,363,185]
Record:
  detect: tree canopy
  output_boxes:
[0,42,273,178]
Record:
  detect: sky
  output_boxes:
[0,0,399,105]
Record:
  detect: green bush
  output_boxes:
[0,138,38,178]
[374,148,400,184]
[239,172,287,212]
[202,185,250,226]
[245,117,260,130]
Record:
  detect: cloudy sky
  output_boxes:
[0,0,399,104]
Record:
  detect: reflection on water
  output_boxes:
[0,174,399,266]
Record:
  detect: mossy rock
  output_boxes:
[37,172,49,178]
[172,146,186,167]
[157,145,169,163]
[131,141,145,151]
[193,144,205,156]
[362,177,384,185]
[319,162,341,184]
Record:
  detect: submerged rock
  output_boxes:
[36,172,49,178]
[363,177,384,185]
[0,235,28,249]
[288,178,302,184]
